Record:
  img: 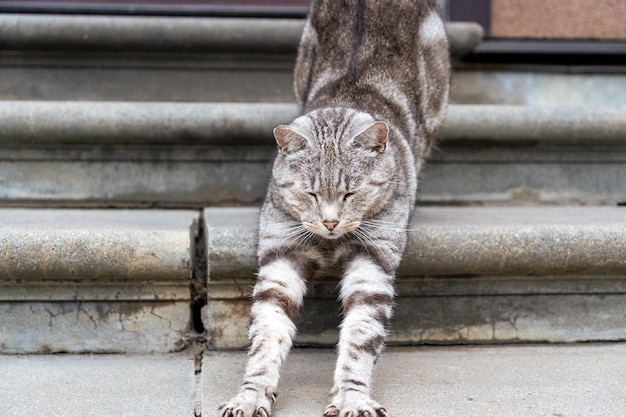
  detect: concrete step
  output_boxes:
[0,14,481,103]
[1,344,625,417]
[203,206,626,348]
[1,101,625,207]
[0,208,199,354]
[1,206,624,354]
[0,14,481,58]
[2,14,625,109]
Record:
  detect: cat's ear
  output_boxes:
[354,121,388,153]
[273,125,307,154]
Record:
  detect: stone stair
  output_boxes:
[203,206,626,349]
[0,209,198,353]
[1,101,625,207]
[0,12,625,358]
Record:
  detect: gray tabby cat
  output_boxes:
[220,0,449,416]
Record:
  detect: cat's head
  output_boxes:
[271,108,395,240]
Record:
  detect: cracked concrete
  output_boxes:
[0,301,190,354]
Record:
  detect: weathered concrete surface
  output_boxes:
[2,139,624,206]
[202,344,626,417]
[441,105,626,144]
[292,290,626,347]
[203,206,626,348]
[0,14,481,57]
[0,144,277,206]
[205,284,626,348]
[0,301,191,354]
[0,209,197,353]
[451,71,626,107]
[0,102,299,145]
[0,15,304,53]
[420,142,626,205]
[0,353,197,417]
[402,206,626,276]
[4,59,624,106]
[0,209,196,280]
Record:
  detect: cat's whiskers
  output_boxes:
[350,228,371,256]
[360,219,416,232]
[350,225,389,256]
[265,221,316,255]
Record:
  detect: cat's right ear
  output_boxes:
[354,121,389,154]
[273,126,306,154]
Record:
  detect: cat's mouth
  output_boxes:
[322,230,342,240]
[303,220,359,240]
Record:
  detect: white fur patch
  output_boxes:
[301,19,317,44]
[340,260,394,302]
[419,11,446,46]
[255,259,308,303]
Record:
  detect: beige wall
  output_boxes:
[491,0,626,40]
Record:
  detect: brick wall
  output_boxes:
[490,0,626,40]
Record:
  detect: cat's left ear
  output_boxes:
[354,121,388,153]
[273,125,306,154]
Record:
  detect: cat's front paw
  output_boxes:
[219,399,270,417]
[219,388,276,417]
[323,399,388,417]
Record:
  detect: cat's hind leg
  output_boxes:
[219,254,317,417]
[324,254,394,417]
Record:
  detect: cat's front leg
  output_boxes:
[220,254,317,417]
[324,254,394,417]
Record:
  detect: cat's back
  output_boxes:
[311,0,436,48]
[298,0,449,155]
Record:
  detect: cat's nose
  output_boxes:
[322,221,339,231]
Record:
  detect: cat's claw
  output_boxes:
[219,398,271,417]
[219,407,269,417]
[323,405,339,416]
[323,403,388,417]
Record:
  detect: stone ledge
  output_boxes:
[0,14,482,58]
[1,102,625,145]
[205,206,626,280]
[0,209,197,282]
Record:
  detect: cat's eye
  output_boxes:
[343,192,356,202]
[307,192,318,201]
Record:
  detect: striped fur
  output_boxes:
[220,1,449,416]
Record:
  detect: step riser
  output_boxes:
[2,137,625,207]
[204,282,626,349]
[0,301,189,354]
[5,65,625,106]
